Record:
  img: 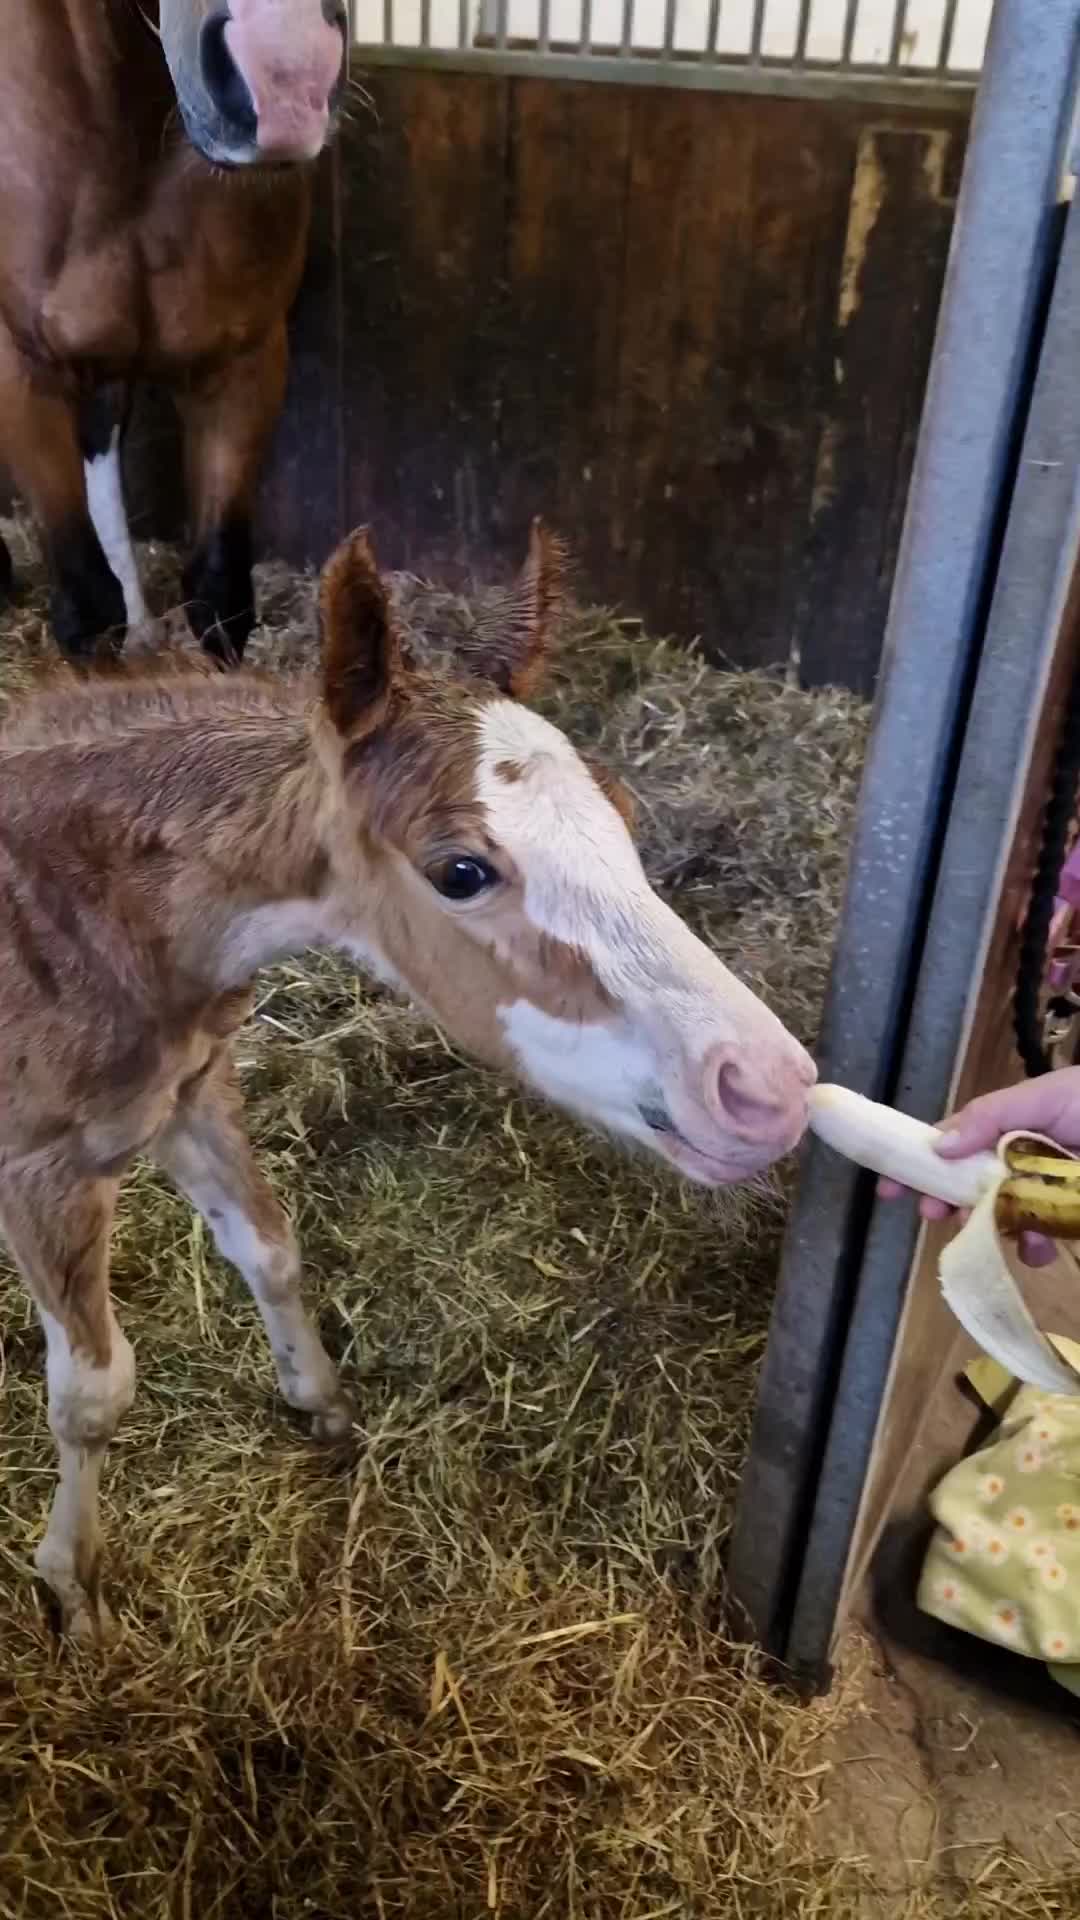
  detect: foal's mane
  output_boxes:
[0,653,313,754]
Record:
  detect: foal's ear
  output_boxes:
[319,528,400,738]
[465,519,568,698]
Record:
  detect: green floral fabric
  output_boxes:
[918,1343,1080,1699]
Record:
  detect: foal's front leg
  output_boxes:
[0,1170,134,1641]
[152,1058,353,1439]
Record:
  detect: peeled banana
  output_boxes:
[806,1082,1080,1395]
[807,1084,1080,1240]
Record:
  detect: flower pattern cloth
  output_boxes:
[918,1344,1080,1698]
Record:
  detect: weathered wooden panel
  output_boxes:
[335,72,512,574]
[0,77,968,694]
[302,72,969,692]
[797,123,965,688]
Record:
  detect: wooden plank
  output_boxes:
[797,120,965,695]
[337,70,512,579]
[492,78,634,590]
[258,147,346,568]
[610,89,853,670]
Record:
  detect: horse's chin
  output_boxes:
[174,99,332,178]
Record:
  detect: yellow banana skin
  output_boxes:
[996,1137,1080,1240]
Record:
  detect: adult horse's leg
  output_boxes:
[79,382,148,631]
[0,327,126,659]
[178,324,288,665]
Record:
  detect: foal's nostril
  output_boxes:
[200,9,258,143]
[715,1059,787,1136]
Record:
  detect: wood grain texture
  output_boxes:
[0,77,970,692]
[323,73,968,690]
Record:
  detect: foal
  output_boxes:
[0,524,815,1640]
[0,1,346,663]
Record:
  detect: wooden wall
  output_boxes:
[48,76,970,695]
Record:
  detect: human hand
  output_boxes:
[877,1066,1080,1266]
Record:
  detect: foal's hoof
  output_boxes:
[63,1594,119,1649]
[311,1398,355,1444]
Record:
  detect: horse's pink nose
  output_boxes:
[208,3,346,163]
[705,1041,815,1147]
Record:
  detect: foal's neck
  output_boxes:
[156,707,353,991]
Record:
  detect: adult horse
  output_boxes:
[0,1,347,662]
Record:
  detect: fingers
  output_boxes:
[935,1069,1080,1158]
[876,1176,955,1222]
[1018,1230,1058,1268]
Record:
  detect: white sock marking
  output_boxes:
[85,430,148,627]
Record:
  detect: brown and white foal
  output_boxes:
[0,525,814,1640]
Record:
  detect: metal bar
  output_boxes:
[787,194,1080,1687]
[352,40,981,100]
[840,0,859,65]
[579,0,592,54]
[704,0,720,59]
[793,0,812,66]
[937,0,959,70]
[728,0,1080,1674]
[382,0,393,46]
[495,0,508,50]
[748,0,766,63]
[538,0,550,54]
[888,0,908,68]
[420,0,431,46]
[619,0,633,55]
[661,0,676,57]
[459,0,470,47]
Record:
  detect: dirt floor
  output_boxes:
[0,523,1077,1917]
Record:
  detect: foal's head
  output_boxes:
[317,527,816,1186]
[160,1,347,168]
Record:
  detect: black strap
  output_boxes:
[1014,658,1080,1076]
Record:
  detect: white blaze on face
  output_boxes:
[474,700,813,1179]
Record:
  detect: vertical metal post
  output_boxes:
[728,0,1080,1669]
[749,0,766,62]
[937,0,959,70]
[793,0,812,65]
[840,0,859,64]
[888,0,909,67]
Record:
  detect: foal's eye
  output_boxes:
[428,855,500,902]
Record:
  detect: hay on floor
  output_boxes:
[0,524,1049,1919]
